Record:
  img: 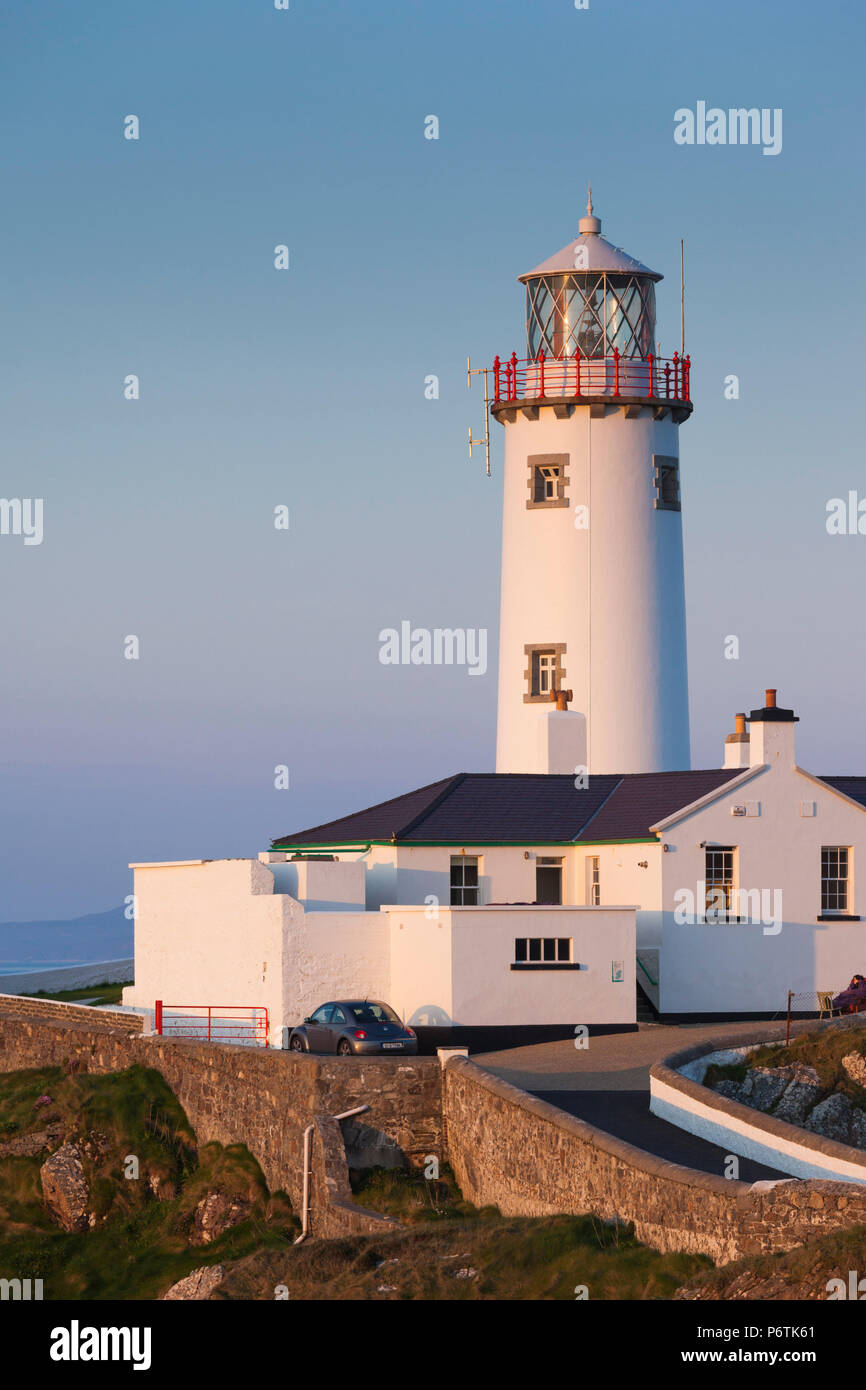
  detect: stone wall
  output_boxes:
[443,1055,866,1265]
[0,994,143,1032]
[0,1009,443,1236]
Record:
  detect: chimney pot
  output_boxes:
[735,713,747,734]
[765,688,777,708]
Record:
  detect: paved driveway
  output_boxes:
[475,1020,793,1182]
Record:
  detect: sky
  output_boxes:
[0,0,864,920]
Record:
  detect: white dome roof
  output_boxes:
[519,232,661,282]
[518,194,662,283]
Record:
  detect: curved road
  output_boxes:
[476,1019,793,1183]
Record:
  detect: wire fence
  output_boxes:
[785,987,865,1043]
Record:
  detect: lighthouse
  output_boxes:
[492,194,692,776]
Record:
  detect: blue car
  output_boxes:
[289,1000,418,1056]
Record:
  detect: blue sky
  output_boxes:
[1,0,864,919]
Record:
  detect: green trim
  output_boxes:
[270,836,658,851]
[637,954,658,987]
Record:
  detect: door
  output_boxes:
[535,864,562,904]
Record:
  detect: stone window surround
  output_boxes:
[526,453,570,509]
[523,642,566,704]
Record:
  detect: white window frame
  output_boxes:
[821,846,851,915]
[450,855,479,906]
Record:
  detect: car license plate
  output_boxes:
[382,1041,402,1049]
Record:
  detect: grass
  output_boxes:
[349,1163,490,1223]
[0,1064,297,1300]
[216,1213,712,1301]
[678,1223,866,1301]
[17,981,132,1006]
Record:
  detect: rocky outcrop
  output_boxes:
[162,1265,226,1300]
[773,1066,822,1124]
[806,1094,853,1143]
[40,1143,90,1232]
[740,1066,793,1111]
[842,1052,866,1087]
[0,1121,63,1158]
[191,1191,253,1245]
[677,1262,832,1301]
[711,1064,822,1124]
[709,1057,866,1146]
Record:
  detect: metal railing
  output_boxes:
[154,1000,269,1047]
[492,350,691,404]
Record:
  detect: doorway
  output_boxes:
[535,858,563,904]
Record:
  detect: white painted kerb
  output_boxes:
[650,1054,866,1184]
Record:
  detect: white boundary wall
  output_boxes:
[649,1046,866,1184]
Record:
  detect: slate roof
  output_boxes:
[273,768,759,848]
[821,777,866,810]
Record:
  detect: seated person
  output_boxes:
[833,974,866,1012]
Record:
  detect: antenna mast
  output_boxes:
[467,356,492,477]
[680,238,685,356]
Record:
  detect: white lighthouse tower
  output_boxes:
[493,194,692,776]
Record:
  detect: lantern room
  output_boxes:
[519,193,661,360]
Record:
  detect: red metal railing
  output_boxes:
[155,1001,269,1048]
[492,350,691,404]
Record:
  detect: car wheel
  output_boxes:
[290,1035,305,1052]
[337,1038,352,1056]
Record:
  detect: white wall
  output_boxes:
[125,859,636,1037]
[283,910,390,1026]
[123,858,290,1045]
[259,853,366,911]
[658,761,866,1012]
[650,1055,866,1184]
[365,842,661,920]
[385,904,636,1027]
[495,404,690,775]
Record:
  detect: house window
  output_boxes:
[821,847,849,913]
[524,643,566,703]
[705,846,735,921]
[450,855,479,906]
[514,937,572,965]
[587,856,600,906]
[526,453,569,509]
[653,455,681,512]
[535,856,562,904]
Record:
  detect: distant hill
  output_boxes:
[0,906,132,964]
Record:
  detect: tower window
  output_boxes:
[524,643,566,703]
[653,456,681,512]
[527,453,569,509]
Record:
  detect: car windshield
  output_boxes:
[348,1002,401,1025]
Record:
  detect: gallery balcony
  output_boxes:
[489,350,693,424]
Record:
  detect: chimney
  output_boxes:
[724,712,750,769]
[536,706,588,775]
[748,688,799,768]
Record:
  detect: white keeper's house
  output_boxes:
[123,200,866,1047]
